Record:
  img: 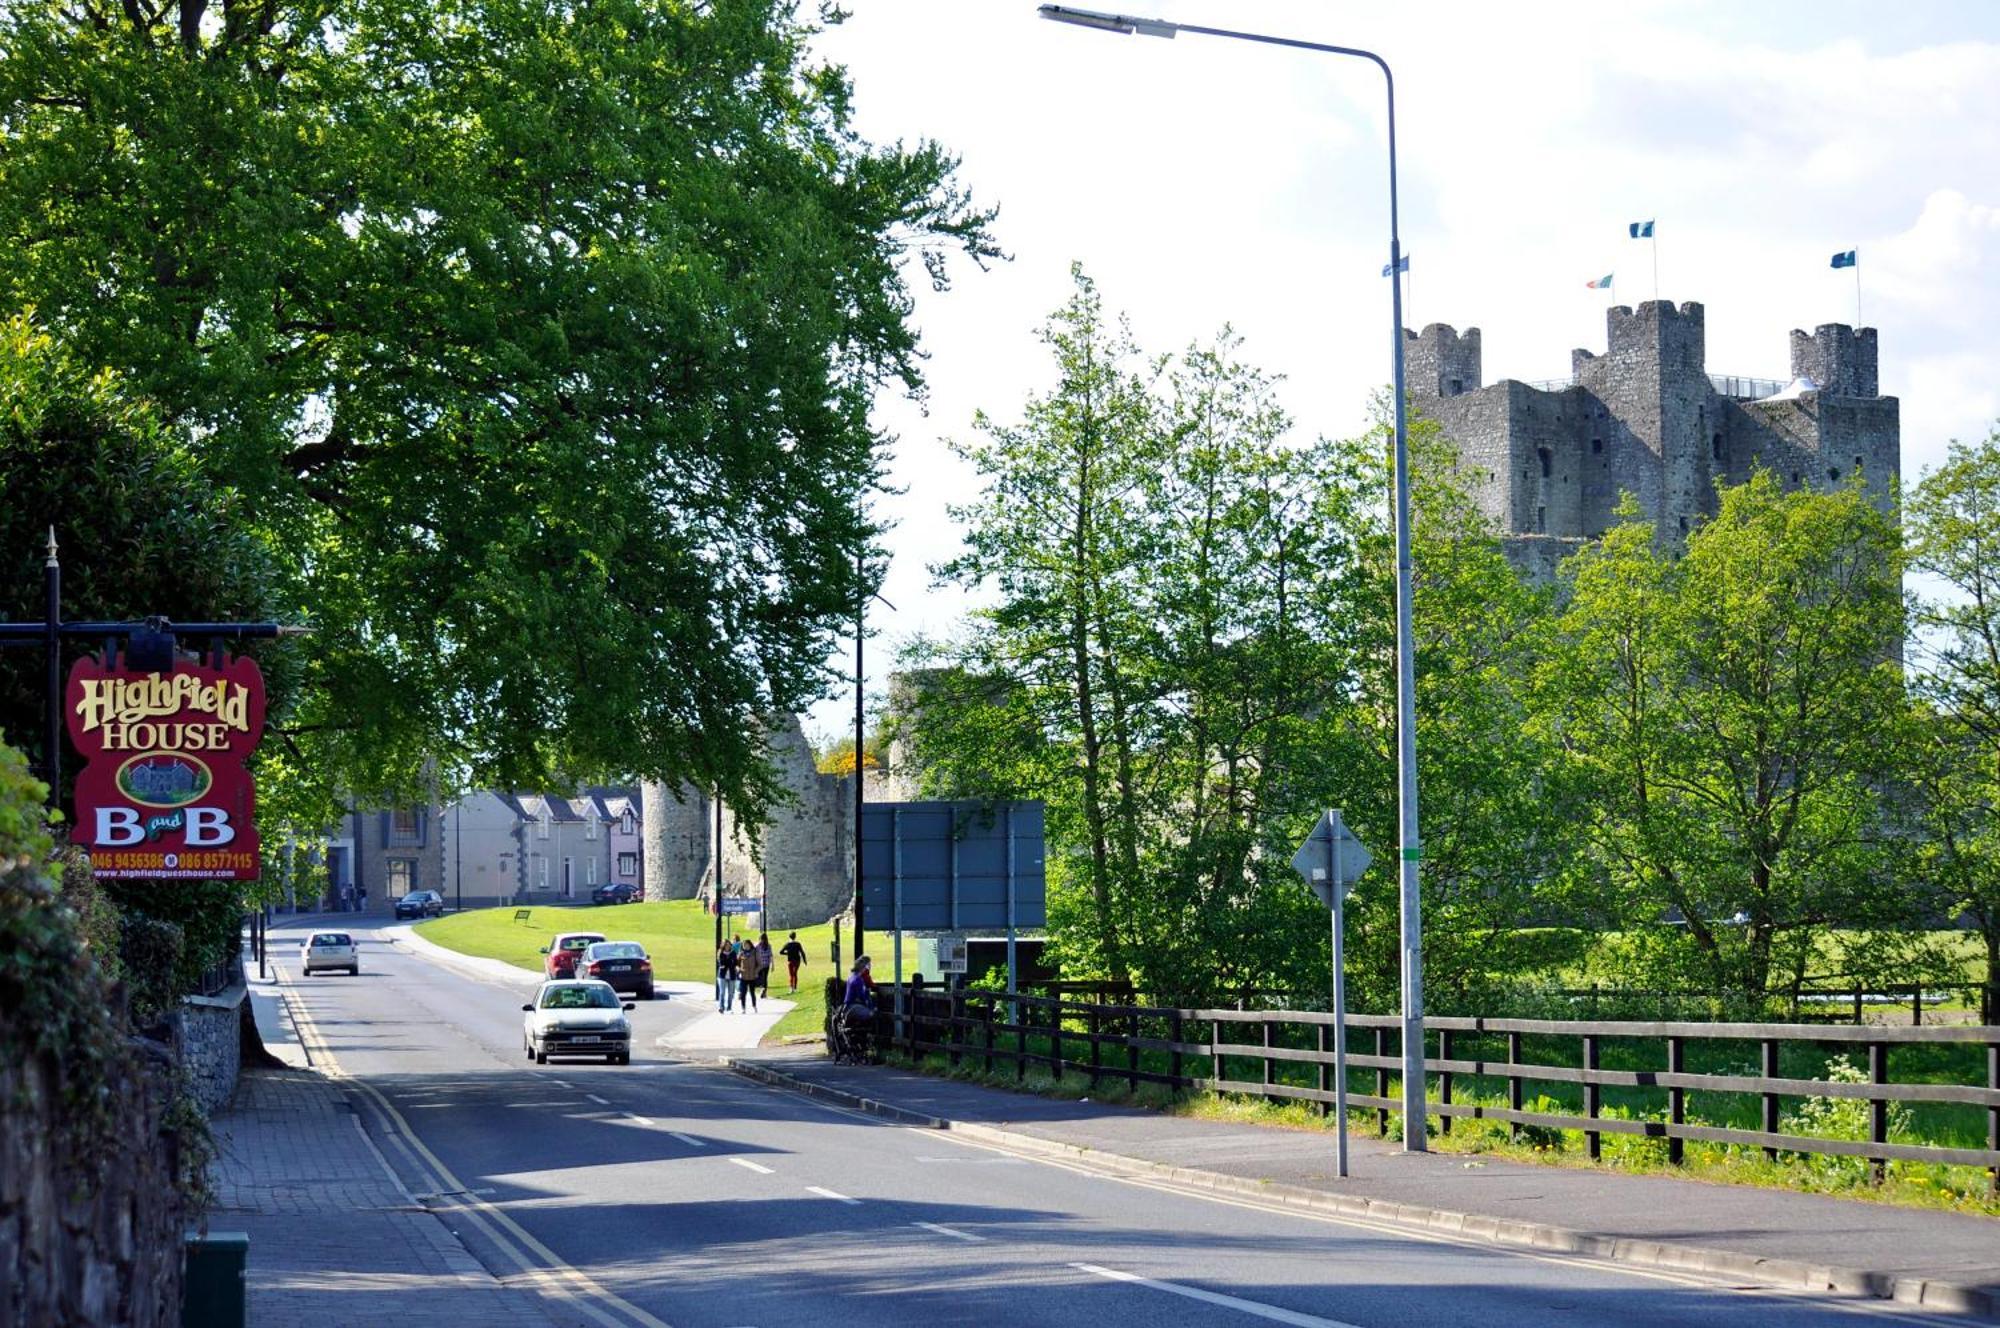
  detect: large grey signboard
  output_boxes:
[860,799,1046,932]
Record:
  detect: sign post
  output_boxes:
[1292,809,1373,1178]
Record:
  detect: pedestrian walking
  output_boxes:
[779,932,807,993]
[736,940,762,1012]
[716,941,738,1013]
[755,934,774,998]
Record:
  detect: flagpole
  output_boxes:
[1854,259,1862,326]
[1651,233,1660,302]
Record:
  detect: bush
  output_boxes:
[119,915,184,1028]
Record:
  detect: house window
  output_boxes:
[536,856,548,889]
[620,809,635,835]
[617,852,638,879]
[586,813,598,840]
[387,859,414,894]
[586,857,597,885]
[1537,447,1553,479]
[537,807,550,839]
[393,808,418,838]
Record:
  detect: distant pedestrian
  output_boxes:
[357,886,368,913]
[716,942,738,1012]
[737,941,763,1012]
[341,883,354,912]
[755,934,773,998]
[780,932,807,993]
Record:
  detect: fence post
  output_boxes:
[948,987,964,1069]
[1584,1033,1601,1160]
[1869,1040,1888,1183]
[1262,1016,1275,1103]
[1439,1028,1455,1137]
[1853,982,1863,1026]
[1912,983,1923,1028]
[984,996,996,1075]
[1988,1040,1997,1198]
[1507,1030,1523,1142]
[1375,1026,1390,1137]
[1170,1009,1185,1092]
[906,976,922,1059]
[1087,1002,1101,1089]
[1317,1023,1333,1119]
[1051,998,1065,1085]
[1016,997,1028,1082]
[1667,1035,1685,1167]
[1127,1007,1140,1091]
[1761,1038,1781,1162]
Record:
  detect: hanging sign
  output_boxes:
[65,654,267,880]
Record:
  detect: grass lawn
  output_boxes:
[414,901,916,1041]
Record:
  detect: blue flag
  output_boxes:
[1831,249,1858,269]
[1629,220,1654,239]
[1381,254,1409,278]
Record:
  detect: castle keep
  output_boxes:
[1407,301,1899,577]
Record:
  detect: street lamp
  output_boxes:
[1039,3,1428,1152]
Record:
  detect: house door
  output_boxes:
[561,857,573,898]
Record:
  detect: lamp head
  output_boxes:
[1037,5,1177,37]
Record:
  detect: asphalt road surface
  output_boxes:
[266,914,1969,1328]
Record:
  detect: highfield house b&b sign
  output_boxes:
[64,654,267,879]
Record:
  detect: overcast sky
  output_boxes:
[802,0,2000,744]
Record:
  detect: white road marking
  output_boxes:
[728,1157,774,1175]
[504,1100,588,1108]
[587,1094,610,1105]
[668,1132,706,1147]
[913,1221,986,1242]
[806,1186,860,1205]
[1070,1263,1362,1328]
[626,1114,653,1127]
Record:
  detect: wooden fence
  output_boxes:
[888,983,2000,1188]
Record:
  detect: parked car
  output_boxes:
[301,931,359,976]
[521,980,634,1064]
[541,931,606,979]
[394,889,445,920]
[579,940,654,999]
[590,882,640,906]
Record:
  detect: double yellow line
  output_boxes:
[276,962,673,1328]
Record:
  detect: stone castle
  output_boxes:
[1407,301,1900,577]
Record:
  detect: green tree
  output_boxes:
[1906,432,2000,1017]
[1534,476,1911,999]
[0,0,996,818]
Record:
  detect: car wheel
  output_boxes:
[534,1048,548,1064]
[640,985,655,1001]
[613,1053,630,1065]
[350,966,360,975]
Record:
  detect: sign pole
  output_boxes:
[1329,810,1349,1179]
[41,529,60,807]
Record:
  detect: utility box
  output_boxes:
[183,1230,248,1328]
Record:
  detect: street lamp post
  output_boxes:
[1039,4,1427,1151]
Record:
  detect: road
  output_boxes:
[266,913,1969,1328]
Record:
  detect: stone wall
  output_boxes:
[173,983,245,1115]
[0,1045,186,1328]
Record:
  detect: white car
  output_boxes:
[522,980,634,1065]
[301,931,360,975]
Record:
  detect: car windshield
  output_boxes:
[560,936,603,951]
[310,934,352,947]
[539,986,620,1009]
[399,893,424,902]
[591,943,644,959]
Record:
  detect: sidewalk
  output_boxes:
[726,1050,2000,1321]
[209,1069,564,1326]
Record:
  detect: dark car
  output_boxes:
[591,882,640,906]
[393,890,445,920]
[541,931,606,979]
[579,940,654,999]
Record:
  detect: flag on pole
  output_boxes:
[1381,254,1409,277]
[1586,273,1614,289]
[1629,220,1654,238]
[1830,249,1858,269]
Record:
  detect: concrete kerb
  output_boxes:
[718,1057,2000,1323]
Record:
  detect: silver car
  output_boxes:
[301,931,360,975]
[522,980,634,1065]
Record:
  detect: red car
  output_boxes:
[541,931,606,979]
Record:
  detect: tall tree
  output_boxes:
[1906,432,2000,1017]
[0,0,995,819]
[1533,476,1910,998]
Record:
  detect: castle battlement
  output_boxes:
[1406,301,1899,575]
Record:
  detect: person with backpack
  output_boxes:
[736,938,763,1012]
[755,934,774,998]
[779,932,807,993]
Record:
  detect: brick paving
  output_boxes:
[209,1068,564,1326]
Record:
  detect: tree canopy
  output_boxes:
[0,0,996,821]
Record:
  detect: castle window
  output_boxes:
[1829,467,1841,482]
[1536,506,1547,534]
[1791,472,1801,485]
[1853,455,1864,471]
[1679,516,1689,534]
[1711,434,1725,462]
[1537,447,1552,479]
[1591,438,1603,455]
[1447,378,1463,396]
